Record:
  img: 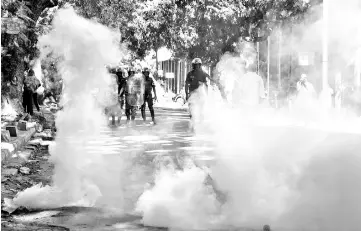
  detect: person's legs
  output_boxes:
[130,106,136,120]
[188,91,194,119]
[33,93,40,111]
[120,96,125,110]
[141,102,146,121]
[22,90,27,112]
[147,97,155,122]
[26,91,34,115]
[125,99,131,121]
[118,84,121,95]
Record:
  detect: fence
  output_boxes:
[157,59,211,94]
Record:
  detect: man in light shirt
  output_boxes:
[238,63,266,106]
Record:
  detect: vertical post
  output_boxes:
[155,48,159,74]
[289,26,293,79]
[322,0,329,90]
[177,60,181,93]
[172,60,174,92]
[257,31,260,75]
[278,28,282,90]
[167,60,169,92]
[267,36,270,99]
[184,60,187,84]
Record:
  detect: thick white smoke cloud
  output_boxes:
[10,7,126,210]
[136,2,361,231]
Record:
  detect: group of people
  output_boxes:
[107,57,272,125]
[185,58,267,115]
[108,66,158,124]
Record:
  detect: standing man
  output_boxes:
[185,58,209,118]
[141,67,157,124]
[115,67,126,109]
[32,76,41,112]
[238,63,266,106]
[23,69,38,115]
[121,67,136,122]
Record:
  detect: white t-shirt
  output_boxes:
[238,72,265,106]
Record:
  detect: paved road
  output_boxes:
[11,108,218,231]
[10,108,361,231]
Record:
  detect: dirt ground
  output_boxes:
[1,144,70,230]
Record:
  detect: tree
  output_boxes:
[1,0,59,112]
[172,0,311,64]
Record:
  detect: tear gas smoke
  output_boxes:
[10,7,127,210]
[136,2,361,231]
[5,2,361,231]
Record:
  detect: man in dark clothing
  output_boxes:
[185,58,209,118]
[23,69,39,115]
[32,77,41,112]
[141,67,157,124]
[115,67,126,109]
[115,67,125,95]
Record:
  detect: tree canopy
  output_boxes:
[68,0,312,66]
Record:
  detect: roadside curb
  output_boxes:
[1,128,36,163]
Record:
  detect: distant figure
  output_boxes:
[23,69,40,115]
[296,74,315,95]
[238,63,266,106]
[294,74,316,109]
[141,67,157,124]
[185,58,209,119]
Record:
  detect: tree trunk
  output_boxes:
[1,0,58,113]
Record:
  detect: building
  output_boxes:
[156,58,211,94]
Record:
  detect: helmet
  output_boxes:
[128,67,135,76]
[143,67,150,72]
[192,58,202,64]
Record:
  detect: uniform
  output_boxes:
[185,69,209,94]
[141,76,156,121]
[23,75,40,115]
[185,69,209,118]
[121,77,135,120]
[116,70,126,109]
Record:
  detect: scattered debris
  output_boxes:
[3,168,18,176]
[6,126,17,137]
[24,146,37,151]
[2,198,20,214]
[18,150,33,160]
[40,141,55,147]
[34,129,53,140]
[1,129,11,142]
[20,167,30,175]
[28,139,42,146]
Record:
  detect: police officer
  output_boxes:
[141,67,157,124]
[119,67,136,122]
[115,67,126,109]
[185,58,209,118]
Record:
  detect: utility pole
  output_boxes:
[257,29,260,75]
[322,0,329,90]
[278,28,282,90]
[267,36,270,99]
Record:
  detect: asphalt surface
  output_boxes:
[5,108,219,231]
[4,107,361,231]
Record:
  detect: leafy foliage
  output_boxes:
[68,0,310,66]
[1,0,34,89]
[1,0,58,106]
